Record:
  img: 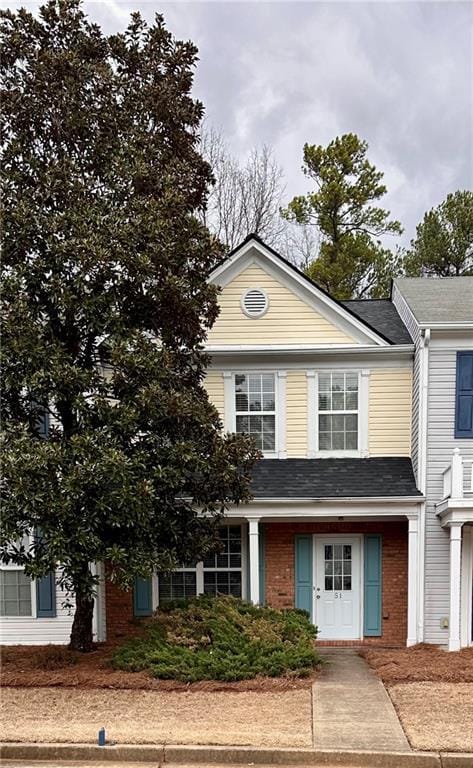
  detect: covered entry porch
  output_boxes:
[232,497,423,647]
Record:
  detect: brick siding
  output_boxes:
[264,520,408,647]
[104,578,137,642]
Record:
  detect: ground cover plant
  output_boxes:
[112,596,320,682]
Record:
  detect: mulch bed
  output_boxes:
[0,644,316,692]
[360,643,473,684]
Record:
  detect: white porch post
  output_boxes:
[448,522,463,652]
[407,515,419,647]
[247,517,260,605]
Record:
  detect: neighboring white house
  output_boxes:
[393,277,473,650]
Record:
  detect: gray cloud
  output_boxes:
[3,0,472,248]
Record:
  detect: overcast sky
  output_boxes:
[4,0,472,249]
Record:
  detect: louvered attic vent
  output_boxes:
[241,288,268,318]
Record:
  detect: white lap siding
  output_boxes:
[424,348,473,644]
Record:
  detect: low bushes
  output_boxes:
[112,595,320,682]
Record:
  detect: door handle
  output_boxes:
[316,595,321,599]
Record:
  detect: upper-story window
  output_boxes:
[318,372,359,452]
[235,373,276,452]
[455,352,473,439]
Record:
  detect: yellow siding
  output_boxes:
[286,371,308,457]
[204,370,224,421]
[208,264,356,346]
[369,369,412,456]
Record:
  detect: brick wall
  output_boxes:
[104,579,136,642]
[264,520,408,647]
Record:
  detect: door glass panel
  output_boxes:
[323,543,353,592]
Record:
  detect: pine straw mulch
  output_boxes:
[360,643,473,685]
[0,643,317,692]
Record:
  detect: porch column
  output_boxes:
[407,515,419,647]
[448,522,463,652]
[247,517,260,605]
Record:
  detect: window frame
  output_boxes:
[309,369,369,459]
[155,524,247,606]
[455,351,473,439]
[0,534,36,619]
[231,371,279,458]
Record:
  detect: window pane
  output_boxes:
[334,560,342,575]
[334,576,343,591]
[235,393,248,411]
[236,415,249,434]
[319,432,331,450]
[159,572,197,603]
[332,392,345,411]
[346,391,358,410]
[319,414,330,431]
[325,545,333,560]
[333,431,344,450]
[346,432,358,450]
[332,373,344,392]
[334,545,343,559]
[325,576,333,591]
[343,546,352,560]
[249,392,262,411]
[332,414,345,431]
[319,373,331,391]
[262,374,274,392]
[0,570,32,617]
[262,392,275,410]
[346,414,358,432]
[346,374,358,391]
[319,393,330,411]
[343,576,352,591]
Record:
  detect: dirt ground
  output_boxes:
[360,644,473,683]
[0,686,313,747]
[389,682,473,752]
[0,644,316,692]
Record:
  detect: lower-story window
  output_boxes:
[0,569,32,616]
[158,525,243,605]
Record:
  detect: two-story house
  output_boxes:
[1,235,429,648]
[393,278,473,651]
[107,235,425,648]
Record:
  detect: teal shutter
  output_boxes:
[259,524,265,605]
[133,577,152,617]
[36,573,56,617]
[364,535,382,636]
[455,352,473,438]
[295,535,313,619]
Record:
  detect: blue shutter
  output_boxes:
[295,535,313,619]
[259,524,265,605]
[36,572,56,617]
[133,577,152,617]
[455,352,473,438]
[364,535,382,637]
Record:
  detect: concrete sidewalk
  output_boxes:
[312,650,410,752]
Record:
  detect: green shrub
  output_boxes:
[112,595,319,682]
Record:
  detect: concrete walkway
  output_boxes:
[312,649,410,752]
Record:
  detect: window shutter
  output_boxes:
[133,577,153,617]
[36,572,56,617]
[364,535,382,636]
[295,535,313,619]
[455,352,473,438]
[259,524,265,605]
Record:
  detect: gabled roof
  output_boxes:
[394,277,473,325]
[251,458,421,499]
[343,299,413,344]
[210,234,398,347]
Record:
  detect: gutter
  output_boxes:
[247,496,425,504]
[206,344,415,356]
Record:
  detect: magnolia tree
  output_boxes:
[0,0,259,651]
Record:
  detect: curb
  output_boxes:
[2,742,469,767]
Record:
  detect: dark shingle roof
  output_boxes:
[342,300,412,344]
[251,458,421,498]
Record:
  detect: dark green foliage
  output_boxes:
[0,0,259,651]
[404,190,473,277]
[112,596,320,682]
[282,134,402,299]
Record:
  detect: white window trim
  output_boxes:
[307,369,369,458]
[224,370,286,458]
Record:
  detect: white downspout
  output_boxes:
[417,327,430,643]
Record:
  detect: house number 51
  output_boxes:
[334,592,342,599]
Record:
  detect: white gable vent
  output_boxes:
[241,288,269,318]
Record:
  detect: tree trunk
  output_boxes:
[69,588,95,652]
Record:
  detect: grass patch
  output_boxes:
[112,595,320,682]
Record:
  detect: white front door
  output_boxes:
[314,536,361,640]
